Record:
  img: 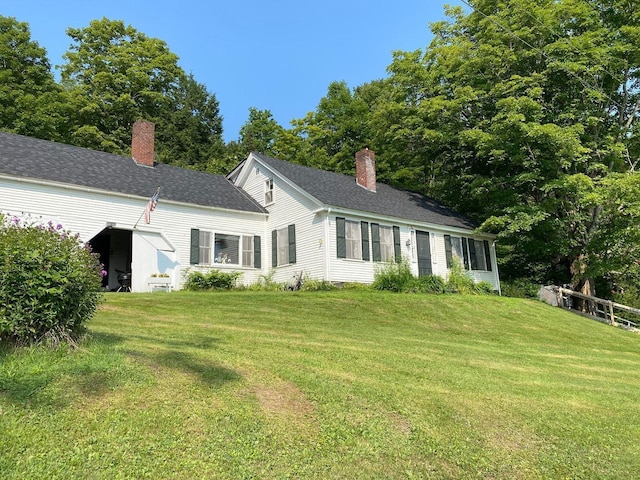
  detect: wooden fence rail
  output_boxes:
[555,287,640,329]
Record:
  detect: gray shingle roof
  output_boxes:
[0,132,266,214]
[253,152,477,230]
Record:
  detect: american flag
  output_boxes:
[144,191,160,224]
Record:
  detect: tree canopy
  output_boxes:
[60,18,224,165]
[0,16,67,141]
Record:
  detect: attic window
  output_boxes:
[265,178,274,205]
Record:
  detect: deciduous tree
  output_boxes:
[378,0,640,293]
[0,16,67,141]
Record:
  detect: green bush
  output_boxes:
[445,257,478,294]
[501,278,541,298]
[184,269,241,291]
[0,215,103,345]
[372,260,416,292]
[413,275,447,294]
[242,270,284,291]
[301,278,337,292]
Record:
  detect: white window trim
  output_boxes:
[265,178,274,205]
[197,230,257,268]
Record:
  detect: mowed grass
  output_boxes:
[1,291,639,479]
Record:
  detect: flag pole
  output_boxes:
[133,187,160,229]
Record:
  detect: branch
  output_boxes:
[623,98,640,132]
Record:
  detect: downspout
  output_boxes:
[493,240,502,295]
[324,208,331,281]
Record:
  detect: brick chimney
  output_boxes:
[355,148,376,192]
[132,120,155,166]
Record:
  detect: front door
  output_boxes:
[416,230,432,276]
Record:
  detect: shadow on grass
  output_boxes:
[0,328,242,410]
[150,349,242,387]
[0,331,130,410]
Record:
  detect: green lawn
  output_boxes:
[1,291,639,479]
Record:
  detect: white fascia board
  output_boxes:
[1,173,267,218]
[315,204,496,239]
[226,156,249,184]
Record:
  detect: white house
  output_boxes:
[0,121,500,292]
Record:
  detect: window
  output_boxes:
[214,233,239,264]
[371,223,400,262]
[445,235,492,271]
[379,225,394,262]
[473,240,487,271]
[190,229,260,268]
[272,224,296,267]
[199,231,212,265]
[345,220,362,260]
[265,178,274,204]
[450,236,464,262]
[242,236,254,267]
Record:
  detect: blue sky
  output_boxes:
[3,1,461,141]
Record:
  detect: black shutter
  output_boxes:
[288,224,296,264]
[393,226,401,262]
[336,217,346,258]
[462,237,470,270]
[444,234,452,268]
[371,223,381,262]
[469,238,478,270]
[190,229,200,264]
[361,221,370,261]
[254,236,261,269]
[272,230,278,268]
[483,240,492,271]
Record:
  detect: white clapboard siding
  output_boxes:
[1,178,266,291]
[239,160,326,283]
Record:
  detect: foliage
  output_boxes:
[372,260,416,292]
[183,269,241,291]
[501,278,541,299]
[411,274,447,294]
[372,259,488,295]
[238,107,284,156]
[2,292,640,478]
[59,18,224,166]
[300,278,337,292]
[445,257,481,294]
[0,215,103,345]
[154,73,225,168]
[0,16,68,141]
[372,0,640,293]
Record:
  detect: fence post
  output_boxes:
[608,301,616,326]
[556,288,564,308]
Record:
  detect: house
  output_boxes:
[228,150,499,291]
[0,121,500,292]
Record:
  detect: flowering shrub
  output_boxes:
[0,214,104,345]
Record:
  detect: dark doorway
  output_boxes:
[416,230,433,276]
[89,228,132,291]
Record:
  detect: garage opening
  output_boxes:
[89,228,132,291]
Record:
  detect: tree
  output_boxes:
[60,18,224,165]
[289,81,373,173]
[155,73,225,168]
[238,107,283,156]
[0,16,67,141]
[378,0,640,294]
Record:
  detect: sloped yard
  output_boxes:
[1,291,639,479]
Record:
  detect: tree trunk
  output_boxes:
[571,255,596,312]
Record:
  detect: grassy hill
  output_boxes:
[1,291,639,479]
